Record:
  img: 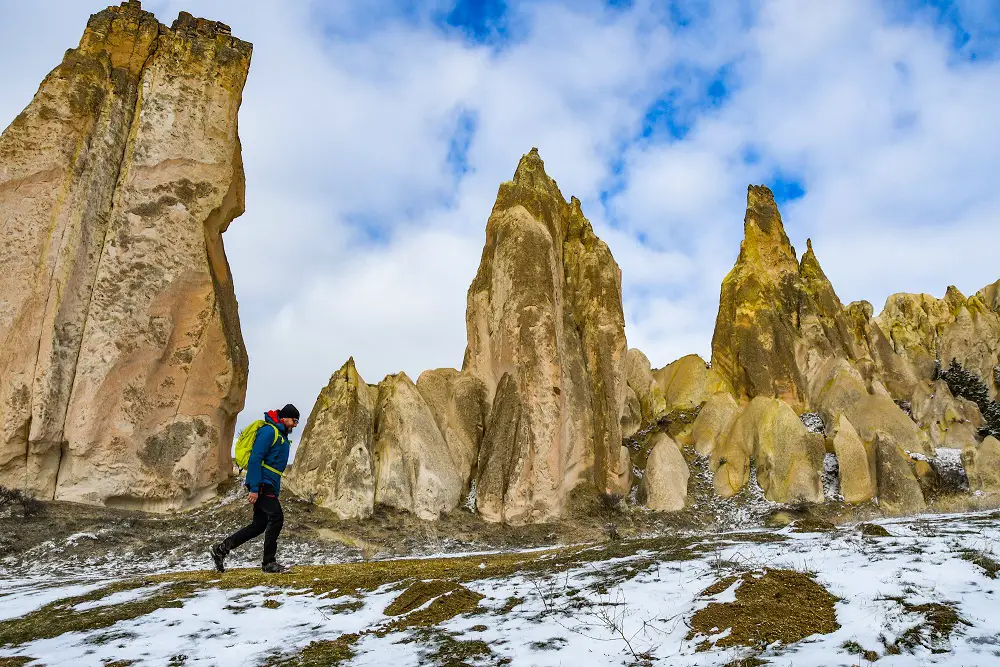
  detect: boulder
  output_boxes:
[625,348,665,423]
[874,436,926,515]
[681,391,739,457]
[415,368,488,495]
[962,436,1000,493]
[653,354,728,412]
[753,401,825,504]
[828,416,875,504]
[464,148,628,523]
[284,359,377,519]
[711,396,824,502]
[641,434,689,512]
[910,380,982,450]
[373,373,463,520]
[0,5,251,509]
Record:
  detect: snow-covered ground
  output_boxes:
[2,510,1000,666]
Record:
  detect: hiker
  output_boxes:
[210,404,299,574]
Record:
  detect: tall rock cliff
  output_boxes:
[0,2,250,510]
[464,148,629,524]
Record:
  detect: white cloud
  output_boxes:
[1,0,999,437]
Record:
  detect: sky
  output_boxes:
[1,0,999,437]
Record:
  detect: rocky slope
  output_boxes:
[0,2,250,510]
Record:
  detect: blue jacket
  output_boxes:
[245,412,290,496]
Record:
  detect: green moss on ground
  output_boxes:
[261,633,360,666]
[859,523,892,538]
[688,569,840,651]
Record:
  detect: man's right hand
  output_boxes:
[247,492,258,504]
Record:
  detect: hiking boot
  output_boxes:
[261,561,287,574]
[210,543,227,573]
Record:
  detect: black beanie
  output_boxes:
[278,404,300,420]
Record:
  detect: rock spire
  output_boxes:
[0,2,251,510]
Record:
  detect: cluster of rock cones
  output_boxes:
[286,151,1000,524]
[2,3,998,524]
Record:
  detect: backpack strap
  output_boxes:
[261,423,284,477]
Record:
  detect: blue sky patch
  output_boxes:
[768,170,807,204]
[446,109,478,179]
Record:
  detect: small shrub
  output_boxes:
[0,486,43,519]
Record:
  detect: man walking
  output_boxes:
[211,404,299,573]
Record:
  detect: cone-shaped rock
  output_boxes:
[464,148,628,523]
[373,372,463,520]
[712,187,808,407]
[712,187,920,410]
[0,4,251,509]
[284,358,377,519]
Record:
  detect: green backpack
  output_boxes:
[234,420,284,475]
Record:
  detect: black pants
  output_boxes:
[221,488,283,565]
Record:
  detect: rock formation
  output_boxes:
[464,148,629,523]
[711,397,824,503]
[827,416,875,504]
[711,187,917,411]
[373,373,464,520]
[640,434,688,512]
[962,436,1000,493]
[653,354,729,414]
[416,369,488,497]
[293,175,999,524]
[874,436,926,515]
[284,359,377,520]
[877,286,1000,399]
[680,391,738,457]
[0,2,250,509]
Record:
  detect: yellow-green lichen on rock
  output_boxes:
[877,284,1000,400]
[711,396,824,502]
[711,187,923,414]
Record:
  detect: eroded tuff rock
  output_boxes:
[640,434,688,512]
[828,415,876,504]
[962,436,1000,493]
[284,359,377,520]
[0,3,250,510]
[373,373,463,521]
[815,363,933,457]
[874,436,926,515]
[878,286,1000,400]
[679,391,738,457]
[464,148,629,523]
[910,380,982,450]
[625,348,664,424]
[416,368,488,496]
[653,354,728,414]
[711,397,824,502]
[711,187,917,412]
